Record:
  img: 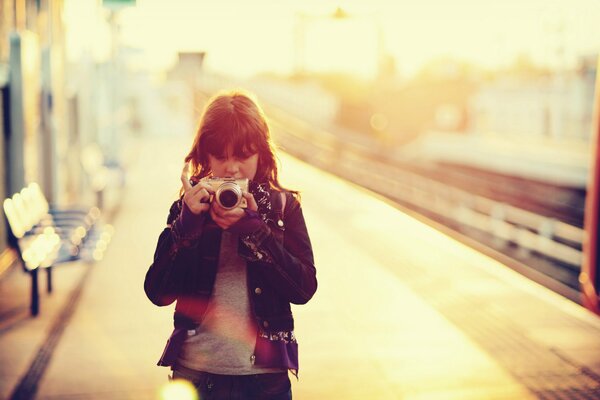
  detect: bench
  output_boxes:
[3,183,113,316]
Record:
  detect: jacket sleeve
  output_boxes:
[144,199,205,306]
[241,193,317,305]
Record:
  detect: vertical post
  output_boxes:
[40,47,58,205]
[31,268,39,316]
[7,32,26,196]
[582,55,600,314]
[96,189,104,210]
[46,266,52,293]
[106,10,119,165]
[0,83,7,255]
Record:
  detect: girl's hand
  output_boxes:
[210,191,258,230]
[180,164,212,215]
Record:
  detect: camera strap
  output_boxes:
[280,192,287,218]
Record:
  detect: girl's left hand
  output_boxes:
[210,191,258,230]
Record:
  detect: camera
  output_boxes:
[200,177,249,210]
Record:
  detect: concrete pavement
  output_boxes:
[2,132,600,399]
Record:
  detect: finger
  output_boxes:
[198,188,211,203]
[189,187,210,204]
[242,191,258,211]
[210,202,224,219]
[187,201,209,215]
[183,181,209,212]
[212,203,242,222]
[197,203,210,213]
[209,206,219,221]
[185,182,211,206]
[218,210,244,229]
[185,195,209,214]
[210,207,228,229]
[196,182,215,194]
[225,207,245,220]
[180,164,193,191]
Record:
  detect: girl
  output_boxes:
[144,90,317,399]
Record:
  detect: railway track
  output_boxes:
[266,107,586,304]
[194,87,586,303]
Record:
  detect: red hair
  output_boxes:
[180,90,296,197]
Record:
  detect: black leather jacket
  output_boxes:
[144,189,317,370]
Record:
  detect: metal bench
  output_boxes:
[3,183,113,316]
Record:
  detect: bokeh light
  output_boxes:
[159,379,199,400]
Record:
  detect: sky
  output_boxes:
[64,0,600,79]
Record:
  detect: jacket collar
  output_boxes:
[249,181,278,225]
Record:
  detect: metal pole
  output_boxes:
[107,10,119,165]
[40,47,58,205]
[31,268,39,316]
[46,266,52,293]
[7,32,25,196]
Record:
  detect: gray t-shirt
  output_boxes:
[177,231,283,375]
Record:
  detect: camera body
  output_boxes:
[201,177,249,210]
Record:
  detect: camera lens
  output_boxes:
[218,189,239,209]
[215,182,242,209]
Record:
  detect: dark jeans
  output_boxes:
[171,366,292,400]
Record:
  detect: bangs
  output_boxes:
[201,115,262,158]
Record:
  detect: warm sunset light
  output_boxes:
[3,1,600,399]
[299,13,381,78]
[62,0,600,79]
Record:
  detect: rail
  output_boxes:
[266,105,584,269]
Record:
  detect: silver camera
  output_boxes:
[201,177,249,210]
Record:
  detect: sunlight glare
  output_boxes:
[115,0,600,78]
[303,17,380,79]
[159,379,199,400]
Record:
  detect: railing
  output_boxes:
[194,86,584,300]
[266,105,584,271]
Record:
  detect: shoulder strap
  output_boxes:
[280,192,287,218]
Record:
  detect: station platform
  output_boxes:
[400,130,590,188]
[1,133,600,399]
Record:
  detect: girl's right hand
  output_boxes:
[180,164,212,215]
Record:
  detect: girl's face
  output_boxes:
[208,150,259,180]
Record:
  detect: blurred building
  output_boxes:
[167,51,206,122]
[398,59,597,189]
[196,70,339,129]
[1,0,69,258]
[468,56,597,141]
[1,0,132,262]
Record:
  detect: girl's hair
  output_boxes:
[180,90,297,198]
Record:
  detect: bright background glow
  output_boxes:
[159,379,198,400]
[64,0,600,78]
